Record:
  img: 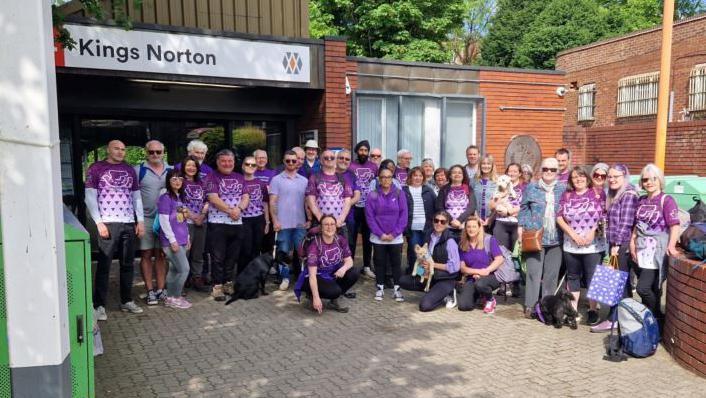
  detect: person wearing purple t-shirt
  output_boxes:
[240,156,270,268]
[174,139,214,179]
[457,216,505,313]
[84,140,145,318]
[205,149,250,301]
[253,149,277,184]
[336,149,362,225]
[435,164,478,238]
[629,164,680,320]
[157,169,192,309]
[557,167,606,326]
[180,156,209,292]
[395,149,412,187]
[307,150,353,240]
[348,140,379,279]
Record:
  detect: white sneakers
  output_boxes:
[444,289,458,309]
[279,278,290,291]
[119,301,144,314]
[375,285,384,301]
[362,267,376,279]
[94,306,108,321]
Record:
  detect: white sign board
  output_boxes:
[56,24,310,83]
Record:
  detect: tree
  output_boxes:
[447,0,496,65]
[478,0,544,67]
[53,0,142,49]
[309,0,465,63]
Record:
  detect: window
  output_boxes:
[689,63,706,112]
[617,72,659,117]
[356,94,479,167]
[577,83,595,121]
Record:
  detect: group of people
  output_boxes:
[86,139,679,333]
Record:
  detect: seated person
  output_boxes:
[457,216,504,313]
[399,211,460,312]
[294,214,360,314]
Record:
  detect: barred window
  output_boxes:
[617,72,659,117]
[688,63,706,112]
[577,83,595,121]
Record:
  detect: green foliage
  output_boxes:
[85,146,145,167]
[232,126,266,161]
[53,0,142,50]
[309,0,465,62]
[448,0,495,64]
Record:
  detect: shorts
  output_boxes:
[138,217,162,250]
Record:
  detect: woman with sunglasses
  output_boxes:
[157,169,192,309]
[556,166,606,325]
[369,159,402,191]
[629,164,680,322]
[399,211,460,312]
[239,156,270,268]
[181,155,209,292]
[518,158,566,318]
[471,155,498,229]
[591,163,609,196]
[435,164,477,239]
[591,164,639,332]
[294,214,358,314]
[403,167,437,274]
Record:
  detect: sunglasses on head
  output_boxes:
[593,173,607,179]
[322,156,336,161]
[284,159,297,164]
[433,218,448,225]
[148,150,163,155]
[541,167,558,173]
[243,162,256,167]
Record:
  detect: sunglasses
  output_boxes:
[541,167,558,173]
[641,177,657,184]
[148,150,163,155]
[170,176,184,182]
[593,173,607,179]
[284,159,298,164]
[243,162,256,167]
[433,218,448,225]
[322,156,336,161]
[370,154,382,159]
[338,157,351,161]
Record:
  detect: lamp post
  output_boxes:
[654,0,675,169]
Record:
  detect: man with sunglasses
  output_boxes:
[134,140,172,306]
[307,150,354,240]
[349,140,380,279]
[270,150,310,290]
[370,148,383,166]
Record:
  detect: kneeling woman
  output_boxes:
[294,214,360,314]
[399,211,460,312]
[457,216,504,313]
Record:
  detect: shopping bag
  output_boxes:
[586,255,628,307]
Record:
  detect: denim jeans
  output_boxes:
[276,227,306,279]
[163,245,190,297]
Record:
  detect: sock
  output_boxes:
[394,285,400,291]
[376,284,384,291]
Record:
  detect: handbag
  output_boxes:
[586,255,629,307]
[521,228,543,252]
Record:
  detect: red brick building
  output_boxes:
[556,14,706,175]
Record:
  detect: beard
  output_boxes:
[357,154,368,164]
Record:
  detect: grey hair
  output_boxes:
[639,163,665,190]
[541,157,558,168]
[187,139,207,152]
[253,149,267,157]
[145,140,164,150]
[337,149,351,156]
[215,149,235,160]
[521,164,534,175]
[422,158,434,167]
[397,149,411,157]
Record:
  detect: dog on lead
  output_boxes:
[225,251,291,305]
[533,290,578,329]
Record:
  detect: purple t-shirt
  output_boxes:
[205,171,246,225]
[157,193,189,246]
[306,235,352,280]
[183,179,206,223]
[460,236,502,270]
[634,193,680,233]
[85,161,139,223]
[306,173,353,220]
[557,189,606,253]
[445,185,470,221]
[348,161,379,207]
[243,178,269,218]
[174,162,213,180]
[254,168,277,185]
[395,167,409,187]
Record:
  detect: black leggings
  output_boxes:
[207,223,243,284]
[564,251,602,292]
[373,243,402,286]
[458,274,500,311]
[239,215,266,269]
[399,271,457,312]
[301,267,361,299]
[636,268,663,318]
[492,220,518,251]
[350,207,373,269]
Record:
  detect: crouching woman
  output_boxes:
[399,211,460,312]
[294,214,360,314]
[457,216,504,313]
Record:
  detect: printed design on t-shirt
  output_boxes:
[317,179,345,217]
[446,188,469,219]
[184,184,204,201]
[355,168,374,194]
[636,204,661,228]
[248,184,263,203]
[565,196,591,214]
[219,178,243,195]
[321,246,342,267]
[318,181,344,198]
[397,171,408,183]
[100,169,133,189]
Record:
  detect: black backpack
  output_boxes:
[688,198,706,224]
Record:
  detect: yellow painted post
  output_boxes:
[655,0,675,169]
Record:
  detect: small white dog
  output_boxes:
[493,174,516,215]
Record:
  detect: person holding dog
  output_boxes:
[399,211,460,312]
[294,214,359,314]
[457,216,505,314]
[518,157,566,319]
[403,167,436,274]
[157,169,192,309]
[366,167,408,302]
[556,166,606,326]
[435,164,477,239]
[471,155,498,228]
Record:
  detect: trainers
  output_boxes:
[174,297,192,309]
[393,287,404,302]
[155,289,167,302]
[362,267,376,279]
[120,301,144,314]
[146,290,158,306]
[326,299,349,313]
[269,266,278,275]
[94,306,107,321]
[211,284,226,301]
[374,285,384,301]
[445,289,458,309]
[223,281,235,295]
[591,319,615,333]
[483,297,496,314]
[279,278,290,291]
[587,310,600,326]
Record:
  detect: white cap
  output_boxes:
[304,139,319,149]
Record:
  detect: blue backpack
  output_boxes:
[617,298,660,358]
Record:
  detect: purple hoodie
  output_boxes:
[365,186,408,238]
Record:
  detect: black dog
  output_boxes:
[225,251,291,305]
[534,290,578,329]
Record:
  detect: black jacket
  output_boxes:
[402,184,437,236]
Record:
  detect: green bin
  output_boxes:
[0,207,95,397]
[665,178,706,212]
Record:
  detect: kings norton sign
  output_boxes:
[55,24,310,83]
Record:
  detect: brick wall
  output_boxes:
[664,257,706,378]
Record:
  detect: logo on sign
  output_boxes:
[282,52,303,74]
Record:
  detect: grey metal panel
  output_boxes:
[357,60,481,95]
[11,355,71,398]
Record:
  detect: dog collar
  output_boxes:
[534,302,545,323]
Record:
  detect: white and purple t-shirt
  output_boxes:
[446,185,470,221]
[634,193,680,234]
[157,193,189,246]
[395,167,409,187]
[306,235,352,280]
[557,190,606,254]
[85,161,139,223]
[243,178,268,218]
[183,179,205,224]
[306,173,353,220]
[205,171,246,225]
[349,161,379,207]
